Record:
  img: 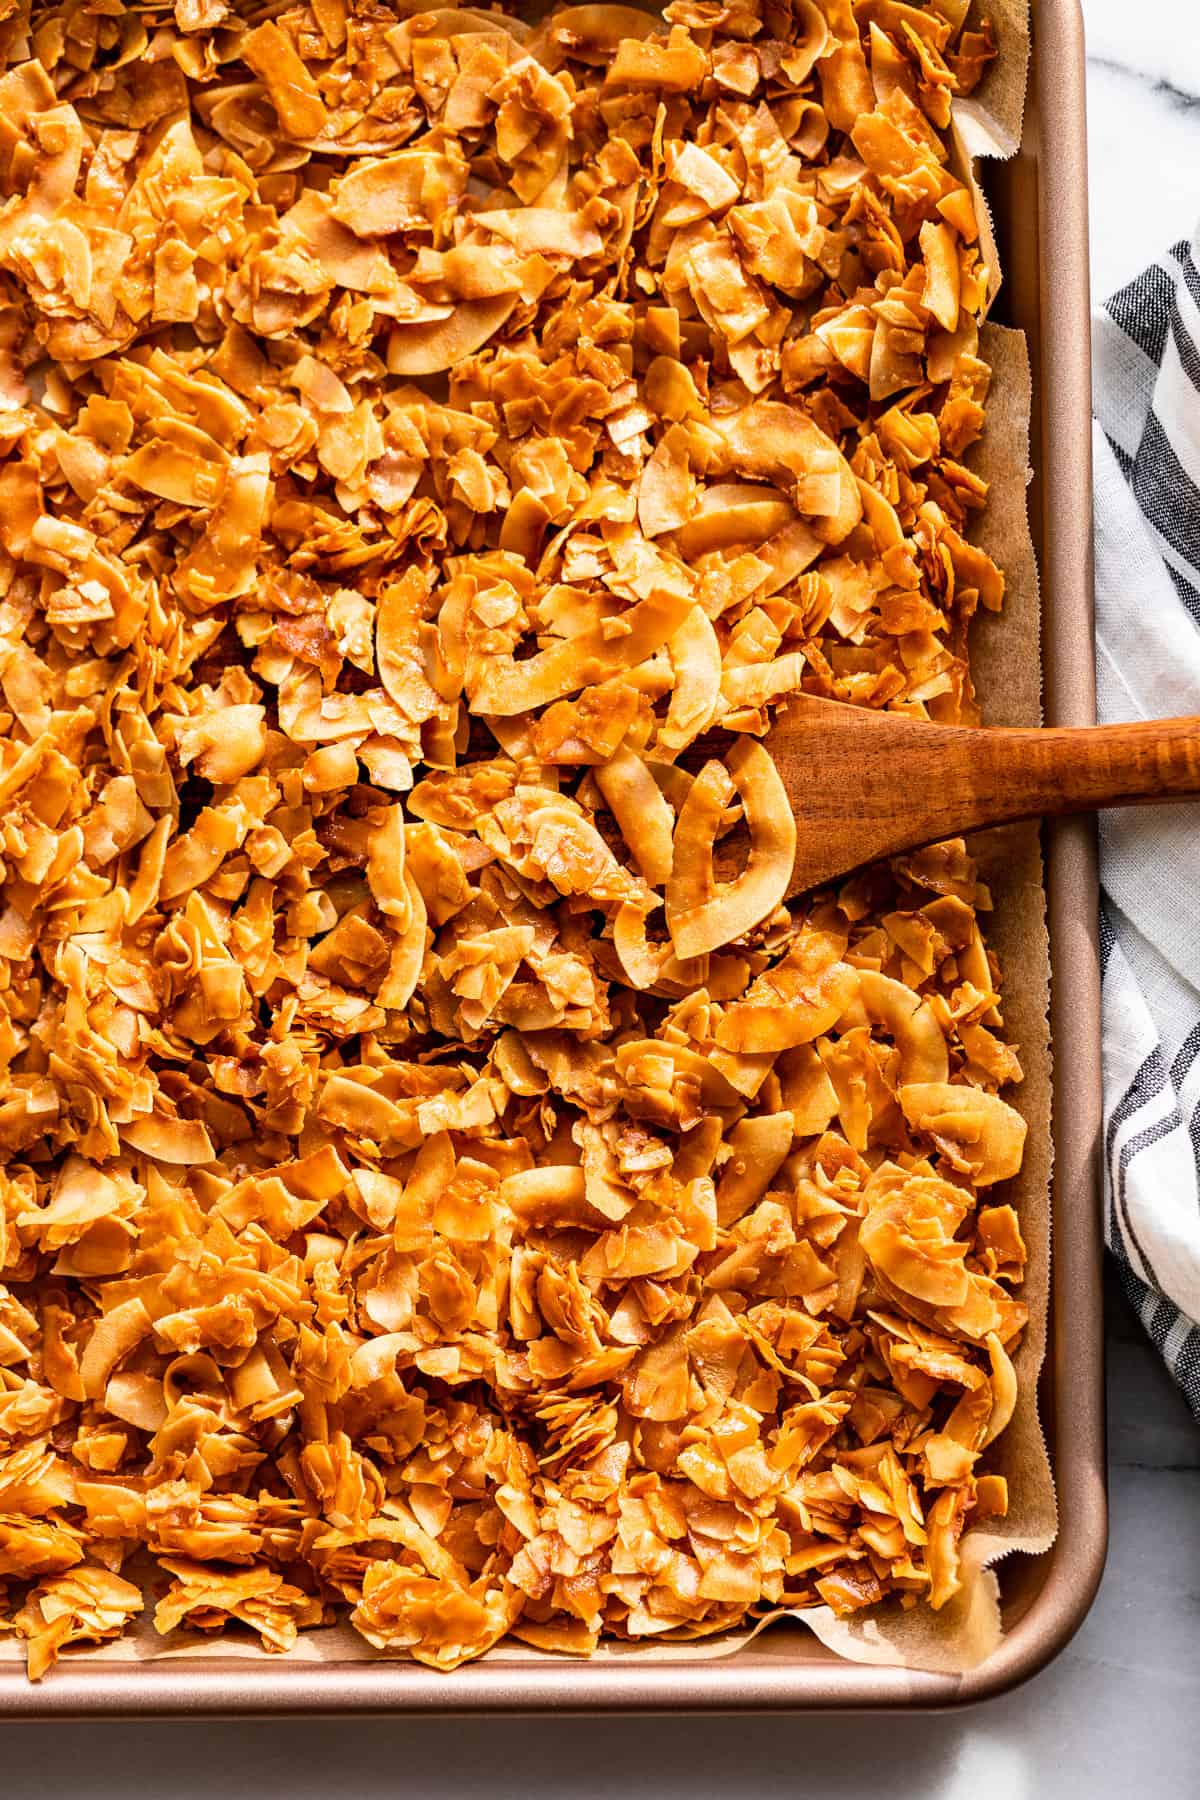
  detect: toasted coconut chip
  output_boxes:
[607,28,708,90]
[387,296,519,376]
[333,149,468,236]
[720,650,807,715]
[154,1558,325,1652]
[666,739,796,959]
[469,590,693,716]
[899,1084,1027,1186]
[638,427,697,538]
[674,484,796,561]
[980,1331,1018,1448]
[658,607,722,754]
[715,921,859,1053]
[920,218,961,332]
[175,455,271,606]
[669,142,740,213]
[714,403,862,541]
[472,208,601,259]
[15,1566,144,1682]
[532,4,658,66]
[379,869,430,1010]
[120,1113,215,1164]
[366,804,411,924]
[79,1299,153,1401]
[856,971,950,1084]
[241,22,329,140]
[615,902,706,996]
[595,747,675,886]
[377,568,442,723]
[715,1112,795,1227]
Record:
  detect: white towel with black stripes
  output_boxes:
[1093,231,1200,1416]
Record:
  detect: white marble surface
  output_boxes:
[6,9,1200,1796]
[1086,0,1200,298]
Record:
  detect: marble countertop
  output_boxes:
[1085,0,1200,299]
[7,6,1200,1795]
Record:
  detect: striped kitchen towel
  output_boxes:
[1093,232,1200,1416]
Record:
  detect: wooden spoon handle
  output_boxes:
[965,716,1200,822]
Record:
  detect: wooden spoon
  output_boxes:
[765,695,1200,900]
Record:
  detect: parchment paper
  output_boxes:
[0,0,1054,1684]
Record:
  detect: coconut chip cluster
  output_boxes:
[0,0,1031,1681]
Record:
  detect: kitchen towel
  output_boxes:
[1093,230,1200,1416]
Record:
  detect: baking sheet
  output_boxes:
[0,0,1076,1697]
